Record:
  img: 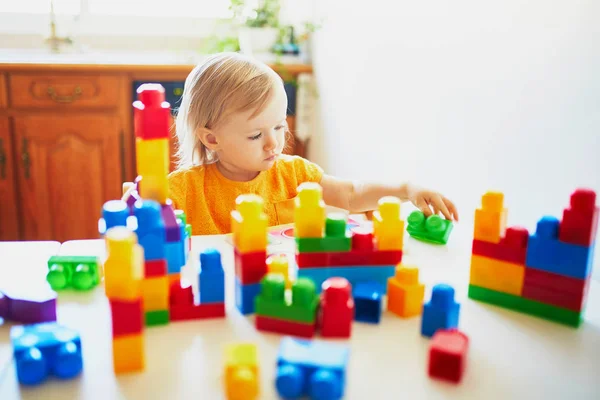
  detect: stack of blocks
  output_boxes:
[294,183,403,293]
[468,189,598,327]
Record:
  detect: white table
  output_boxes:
[1,224,599,400]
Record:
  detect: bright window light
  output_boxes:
[0,0,80,14]
[88,0,231,18]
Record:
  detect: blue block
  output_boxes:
[235,278,261,315]
[166,241,185,274]
[297,265,396,294]
[11,322,83,386]
[421,284,460,338]
[276,337,349,400]
[199,248,225,304]
[353,282,383,324]
[525,216,594,279]
[134,200,166,261]
[98,200,130,235]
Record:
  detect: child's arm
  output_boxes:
[319,175,459,221]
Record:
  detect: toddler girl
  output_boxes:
[168,52,458,235]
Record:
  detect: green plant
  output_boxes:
[230,0,281,28]
[202,35,240,54]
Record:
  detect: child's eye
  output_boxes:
[249,133,262,140]
[275,125,284,130]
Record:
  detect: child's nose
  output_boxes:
[264,132,278,151]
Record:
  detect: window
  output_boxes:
[1,0,80,15]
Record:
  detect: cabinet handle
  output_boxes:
[120,130,126,184]
[46,86,82,103]
[21,137,30,179]
[0,138,6,179]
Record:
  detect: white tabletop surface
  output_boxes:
[1,223,599,400]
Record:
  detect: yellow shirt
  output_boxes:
[167,155,324,235]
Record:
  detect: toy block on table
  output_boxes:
[295,213,352,253]
[235,278,261,315]
[297,264,396,294]
[373,196,404,250]
[98,199,130,235]
[0,283,57,324]
[165,222,186,274]
[133,83,171,140]
[422,284,460,338]
[199,248,225,304]
[522,268,590,312]
[469,255,524,296]
[387,265,425,318]
[110,298,143,336]
[112,333,145,374]
[474,191,507,243]
[472,226,529,264]
[161,200,182,242]
[169,282,225,321]
[353,281,383,324]
[141,276,169,311]
[255,274,319,325]
[267,254,291,288]
[145,259,167,277]
[234,249,267,285]
[407,211,453,244]
[133,200,167,261]
[11,322,83,386]
[275,337,349,400]
[428,329,469,384]
[0,291,7,319]
[231,194,268,253]
[559,188,599,246]
[224,343,260,400]
[319,278,354,338]
[294,182,326,238]
[46,255,100,291]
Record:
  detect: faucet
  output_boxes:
[44,0,73,53]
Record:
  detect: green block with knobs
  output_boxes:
[46,255,100,291]
[406,210,453,245]
[254,274,319,324]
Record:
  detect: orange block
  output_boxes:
[141,276,169,311]
[474,191,507,243]
[224,343,259,400]
[113,333,145,374]
[469,254,524,296]
[387,265,425,317]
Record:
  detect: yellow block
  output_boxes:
[294,182,326,238]
[231,194,267,253]
[138,174,168,204]
[141,276,169,311]
[373,196,404,250]
[224,343,259,400]
[469,254,524,295]
[474,191,507,243]
[113,333,145,374]
[387,265,425,318]
[136,138,169,179]
[104,227,144,300]
[267,255,291,289]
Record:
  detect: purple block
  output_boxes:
[162,200,182,242]
[0,291,8,318]
[0,283,57,324]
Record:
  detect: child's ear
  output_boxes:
[196,128,219,151]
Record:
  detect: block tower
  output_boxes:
[468,189,598,327]
[294,183,403,292]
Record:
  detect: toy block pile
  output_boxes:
[46,255,100,291]
[232,194,269,315]
[224,343,260,400]
[468,189,598,327]
[294,183,403,293]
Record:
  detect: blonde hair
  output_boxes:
[174,52,286,169]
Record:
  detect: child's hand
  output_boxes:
[407,185,459,222]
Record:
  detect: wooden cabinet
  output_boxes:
[0,117,20,240]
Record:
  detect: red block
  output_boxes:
[170,302,226,321]
[255,315,316,338]
[319,278,354,338]
[523,267,588,295]
[428,329,469,383]
[109,298,143,337]
[234,250,267,284]
[559,188,599,246]
[296,250,402,269]
[471,226,528,264]
[169,281,194,306]
[145,259,167,277]
[522,284,589,312]
[133,84,171,140]
[351,228,375,250]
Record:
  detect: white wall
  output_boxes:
[310,0,600,276]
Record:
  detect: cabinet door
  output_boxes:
[14,115,123,241]
[0,117,20,240]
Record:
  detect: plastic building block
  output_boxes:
[112,333,145,374]
[98,199,130,235]
[471,226,529,264]
[0,291,7,319]
[161,200,182,242]
[133,83,170,140]
[296,249,402,269]
[0,283,57,324]
[199,248,225,304]
[235,278,261,315]
[523,267,588,294]
[255,315,316,338]
[165,223,186,274]
[224,343,259,400]
[169,282,225,320]
[255,274,319,324]
[104,228,144,300]
[372,196,404,251]
[145,310,169,326]
[141,276,169,311]
[11,322,83,385]
[521,284,588,312]
[353,281,383,323]
[135,138,169,203]
[46,255,100,291]
[234,249,268,284]
[559,188,599,246]
[231,194,268,253]
[468,284,582,327]
[474,191,507,243]
[134,200,167,261]
[428,329,469,383]
[267,254,291,288]
[144,259,167,277]
[296,214,352,253]
[387,265,425,318]
[294,182,326,238]
[421,284,460,338]
[469,255,525,296]
[407,211,453,244]
[351,227,374,250]
[319,278,354,338]
[109,298,143,336]
[275,337,349,400]
[297,265,396,294]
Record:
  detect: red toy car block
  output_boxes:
[234,249,267,284]
[133,84,171,140]
[170,302,226,321]
[296,250,402,269]
[523,267,588,295]
[319,278,354,338]
[471,226,529,264]
[109,298,143,337]
[145,259,167,277]
[559,188,599,247]
[255,315,316,338]
[428,329,469,383]
[522,283,589,312]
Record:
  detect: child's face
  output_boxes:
[212,82,288,177]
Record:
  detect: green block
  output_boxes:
[185,224,192,238]
[174,209,187,225]
[255,274,319,324]
[295,233,352,253]
[406,211,453,245]
[46,255,100,291]
[468,285,582,328]
[145,310,170,326]
[325,214,347,237]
